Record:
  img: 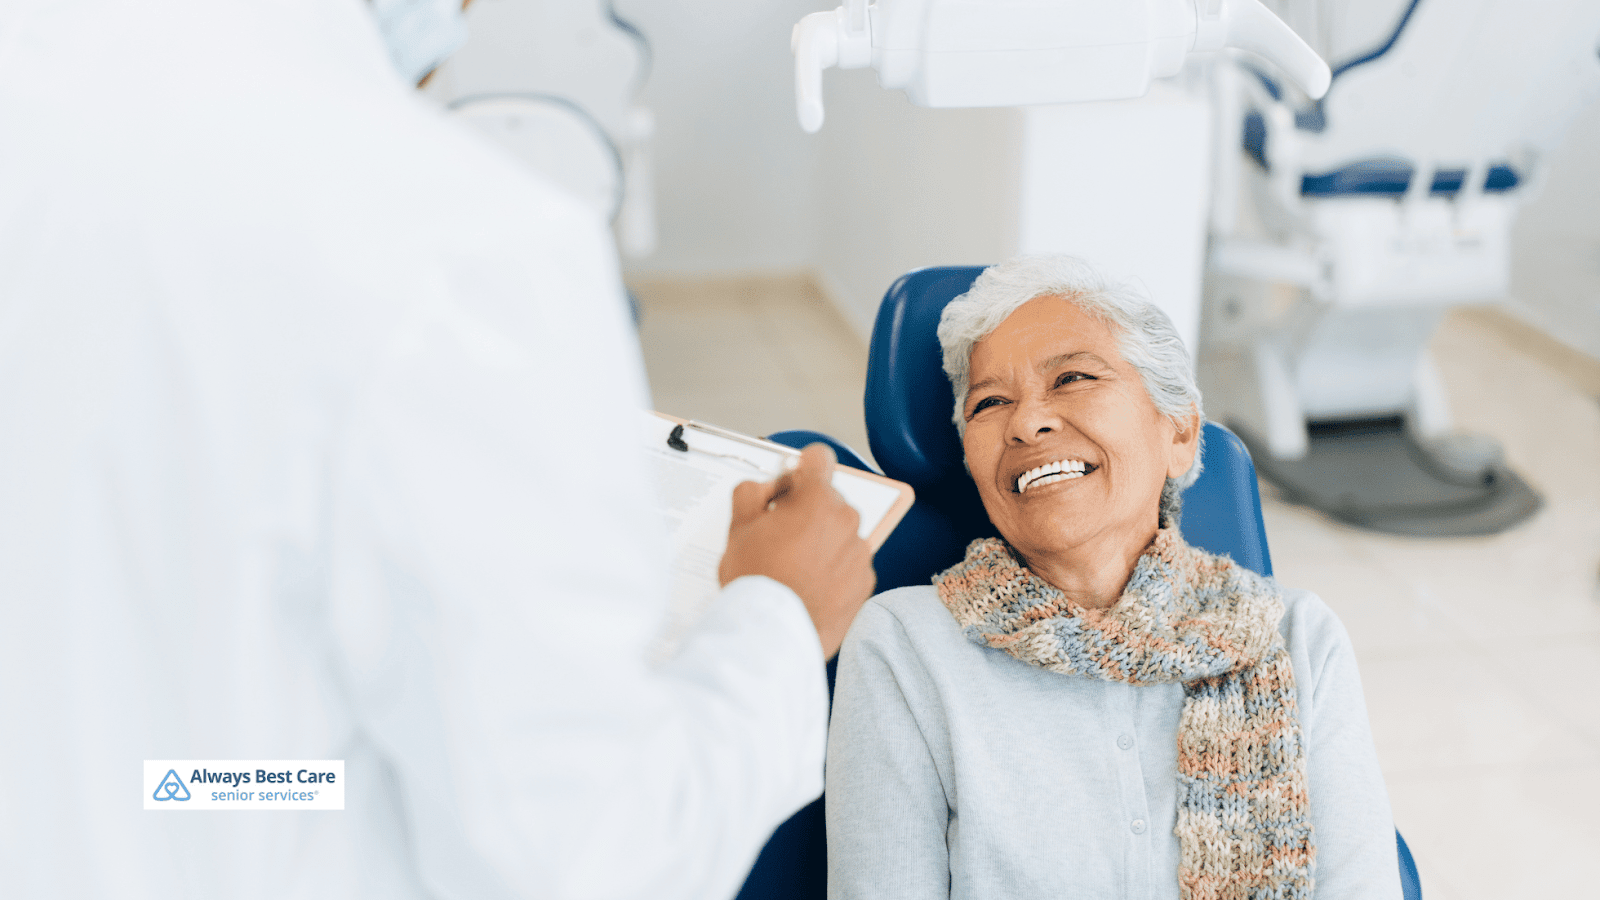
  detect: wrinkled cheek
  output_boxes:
[975,483,1013,529]
[1108,464,1165,525]
[963,433,1002,493]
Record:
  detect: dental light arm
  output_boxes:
[1191,0,1330,97]
[791,0,1330,132]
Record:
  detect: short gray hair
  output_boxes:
[936,255,1205,520]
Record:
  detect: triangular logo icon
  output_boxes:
[153,769,191,802]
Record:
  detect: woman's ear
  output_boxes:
[1166,409,1202,480]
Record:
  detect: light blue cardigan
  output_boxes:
[825,584,1402,900]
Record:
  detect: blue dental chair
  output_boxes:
[738,265,1420,900]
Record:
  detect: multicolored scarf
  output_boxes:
[935,528,1316,900]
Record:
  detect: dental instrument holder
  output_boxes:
[791,0,1331,132]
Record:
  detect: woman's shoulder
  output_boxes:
[1273,583,1357,683]
[843,584,979,664]
[867,583,943,615]
[856,584,959,637]
[1275,585,1345,635]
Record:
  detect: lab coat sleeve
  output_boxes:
[1292,592,1403,900]
[825,599,952,900]
[328,198,828,900]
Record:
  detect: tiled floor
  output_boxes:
[631,274,1600,900]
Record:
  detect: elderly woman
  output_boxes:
[825,255,1401,899]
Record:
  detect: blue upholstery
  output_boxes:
[733,789,826,900]
[1299,160,1520,197]
[1243,109,1270,168]
[1181,426,1274,576]
[736,268,1420,899]
[1240,126,1522,198]
[767,429,875,473]
[1398,830,1423,900]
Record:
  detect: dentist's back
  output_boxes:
[0,0,866,896]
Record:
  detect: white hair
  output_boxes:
[936,254,1206,497]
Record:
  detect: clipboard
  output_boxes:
[640,411,914,659]
[647,411,913,551]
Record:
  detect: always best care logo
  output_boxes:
[143,760,345,810]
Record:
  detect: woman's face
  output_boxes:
[960,296,1198,566]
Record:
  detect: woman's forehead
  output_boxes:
[971,296,1121,368]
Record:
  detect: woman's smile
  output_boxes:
[1013,458,1099,493]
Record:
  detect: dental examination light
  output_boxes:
[790,0,1331,131]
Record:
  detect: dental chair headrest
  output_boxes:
[865,266,1000,549]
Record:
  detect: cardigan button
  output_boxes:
[1131,819,1147,834]
[1117,734,1134,750]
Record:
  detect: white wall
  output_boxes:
[809,75,1214,351]
[437,0,641,132]
[1508,96,1600,360]
[812,70,1023,340]
[615,0,824,275]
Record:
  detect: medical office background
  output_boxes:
[422,1,1600,898]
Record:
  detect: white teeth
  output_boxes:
[1016,459,1091,493]
[1027,471,1082,492]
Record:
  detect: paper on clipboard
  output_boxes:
[641,411,913,658]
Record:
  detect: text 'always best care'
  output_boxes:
[190,768,339,788]
[144,759,345,810]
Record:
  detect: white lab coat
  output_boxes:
[0,1,827,897]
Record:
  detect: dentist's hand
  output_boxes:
[719,443,876,659]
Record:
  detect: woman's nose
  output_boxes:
[1007,395,1064,444]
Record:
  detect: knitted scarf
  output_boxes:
[935,528,1315,900]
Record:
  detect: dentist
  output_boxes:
[0,0,872,898]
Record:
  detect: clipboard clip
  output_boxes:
[666,422,800,476]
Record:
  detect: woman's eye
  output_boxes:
[1054,372,1094,388]
[970,396,1005,416]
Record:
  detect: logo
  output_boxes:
[152,769,191,802]
[144,760,344,810]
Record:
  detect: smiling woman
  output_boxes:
[824,255,1403,900]
[949,286,1201,607]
